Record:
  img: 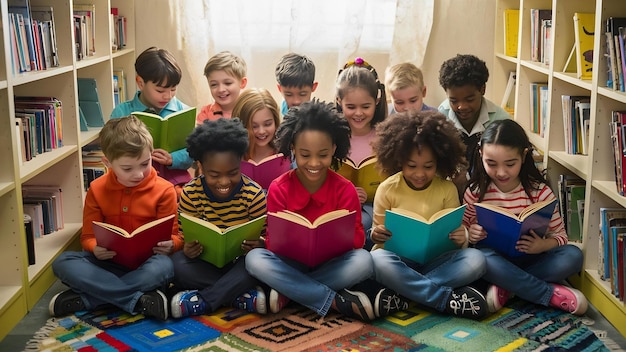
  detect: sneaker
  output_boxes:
[269,289,290,314]
[136,290,168,320]
[445,286,488,320]
[49,290,86,316]
[549,284,588,315]
[333,289,375,322]
[233,286,267,314]
[170,290,205,319]
[485,285,510,313]
[374,288,410,318]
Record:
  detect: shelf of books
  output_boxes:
[0,0,135,339]
[495,0,626,336]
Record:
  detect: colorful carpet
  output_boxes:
[27,298,613,351]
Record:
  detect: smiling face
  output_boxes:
[446,84,485,131]
[198,150,242,200]
[104,147,152,188]
[338,87,377,136]
[207,70,247,112]
[481,143,524,193]
[136,78,177,112]
[250,107,277,151]
[391,85,426,112]
[401,146,437,190]
[293,130,336,193]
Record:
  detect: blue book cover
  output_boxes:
[599,208,626,280]
[475,199,557,257]
[384,205,466,264]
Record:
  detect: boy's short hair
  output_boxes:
[135,46,182,88]
[275,53,316,88]
[186,118,249,162]
[438,54,489,90]
[99,116,153,161]
[385,62,425,92]
[203,51,247,80]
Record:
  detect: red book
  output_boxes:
[267,210,356,267]
[240,153,291,190]
[93,214,175,270]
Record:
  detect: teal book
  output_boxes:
[384,205,466,264]
[475,199,557,257]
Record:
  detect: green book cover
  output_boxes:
[179,212,266,268]
[383,205,466,264]
[132,107,196,153]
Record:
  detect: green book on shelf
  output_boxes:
[179,212,266,268]
[132,107,196,153]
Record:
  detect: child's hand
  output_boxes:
[516,229,556,254]
[371,225,391,244]
[242,239,265,252]
[154,240,174,255]
[467,223,486,245]
[93,245,116,260]
[152,149,173,166]
[183,240,203,258]
[355,187,367,204]
[449,226,467,246]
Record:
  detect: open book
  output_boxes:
[180,213,266,268]
[240,153,291,189]
[475,199,557,257]
[93,214,175,270]
[268,209,356,267]
[336,155,383,202]
[132,107,196,153]
[384,205,466,264]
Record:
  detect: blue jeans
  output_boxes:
[52,251,174,313]
[371,248,486,311]
[478,244,583,305]
[362,203,373,250]
[245,248,373,316]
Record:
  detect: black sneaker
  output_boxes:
[444,286,488,320]
[374,288,410,318]
[49,289,86,316]
[334,289,375,322]
[136,290,168,320]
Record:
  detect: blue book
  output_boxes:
[9,0,38,71]
[384,205,466,264]
[475,199,557,257]
[599,208,626,280]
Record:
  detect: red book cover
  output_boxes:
[93,214,175,270]
[240,153,291,190]
[267,210,356,267]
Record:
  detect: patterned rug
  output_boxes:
[26,298,614,352]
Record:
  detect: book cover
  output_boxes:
[618,233,625,301]
[267,210,356,267]
[504,9,519,57]
[336,155,383,202]
[240,153,291,190]
[132,107,196,153]
[475,199,558,257]
[566,185,585,242]
[383,204,466,264]
[93,214,175,270]
[609,226,626,297]
[573,12,595,80]
[179,213,266,268]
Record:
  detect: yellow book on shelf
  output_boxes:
[504,9,520,57]
[573,12,595,80]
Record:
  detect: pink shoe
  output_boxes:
[269,289,290,313]
[549,284,588,315]
[485,285,510,313]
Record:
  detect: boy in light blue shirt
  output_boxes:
[275,53,318,115]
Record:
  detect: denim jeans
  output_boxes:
[478,244,584,305]
[52,251,174,313]
[362,204,374,250]
[245,248,373,316]
[371,248,486,311]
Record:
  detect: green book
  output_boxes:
[383,205,466,264]
[179,212,266,268]
[132,107,196,153]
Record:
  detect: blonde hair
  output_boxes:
[99,116,153,161]
[385,62,425,92]
[203,51,247,80]
[232,88,280,160]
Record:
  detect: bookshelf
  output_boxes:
[494,0,626,336]
[0,0,134,340]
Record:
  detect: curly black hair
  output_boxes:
[275,99,351,170]
[438,54,489,90]
[372,110,467,178]
[186,117,249,162]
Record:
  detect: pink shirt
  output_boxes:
[349,129,375,164]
